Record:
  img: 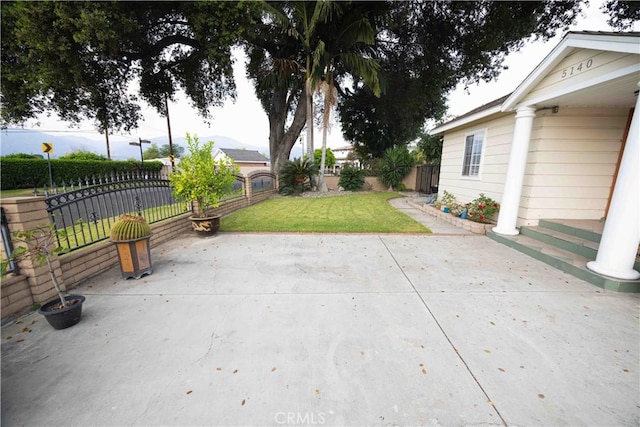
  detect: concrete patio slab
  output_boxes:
[2,199,639,426]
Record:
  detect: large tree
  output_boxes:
[338,0,587,158]
[1,1,253,158]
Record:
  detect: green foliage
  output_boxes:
[439,191,457,209]
[378,147,415,190]
[1,1,255,131]
[466,194,500,224]
[2,223,69,307]
[416,132,443,165]
[337,1,585,157]
[602,0,640,29]
[143,144,161,160]
[0,158,163,190]
[313,148,336,168]
[59,150,108,161]
[338,165,365,191]
[144,143,185,159]
[278,158,318,195]
[1,153,42,159]
[109,215,151,241]
[170,134,237,217]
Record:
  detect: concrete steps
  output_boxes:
[487,220,640,293]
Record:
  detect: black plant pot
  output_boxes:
[37,295,86,330]
[189,215,220,237]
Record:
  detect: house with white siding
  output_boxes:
[430,31,639,290]
[213,148,269,175]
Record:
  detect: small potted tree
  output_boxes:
[170,133,237,236]
[110,214,153,279]
[4,223,85,330]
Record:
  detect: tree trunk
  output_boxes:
[318,123,328,192]
[104,121,111,160]
[305,79,314,160]
[268,86,307,175]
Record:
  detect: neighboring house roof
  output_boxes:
[217,148,268,163]
[431,30,640,135]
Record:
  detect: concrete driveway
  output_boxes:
[2,199,639,426]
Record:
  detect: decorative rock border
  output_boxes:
[407,199,494,235]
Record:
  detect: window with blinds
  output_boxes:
[462,131,484,177]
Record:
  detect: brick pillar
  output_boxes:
[244,175,252,204]
[1,197,65,304]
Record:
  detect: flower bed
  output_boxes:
[407,200,495,234]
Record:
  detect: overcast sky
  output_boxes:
[22,0,631,150]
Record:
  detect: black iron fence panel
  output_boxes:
[1,207,18,275]
[250,172,275,194]
[222,174,246,202]
[45,171,188,252]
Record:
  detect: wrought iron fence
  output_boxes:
[45,171,189,252]
[250,171,275,194]
[222,174,246,202]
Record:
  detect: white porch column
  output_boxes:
[587,87,640,280]
[493,106,536,235]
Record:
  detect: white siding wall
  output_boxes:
[518,107,627,224]
[439,113,514,204]
[439,107,627,225]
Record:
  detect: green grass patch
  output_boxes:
[220,192,430,233]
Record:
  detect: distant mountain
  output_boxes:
[0,129,271,160]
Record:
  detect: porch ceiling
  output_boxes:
[537,72,639,109]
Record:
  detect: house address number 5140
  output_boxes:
[561,58,593,78]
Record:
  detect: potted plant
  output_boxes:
[4,223,85,330]
[109,214,153,279]
[170,133,237,236]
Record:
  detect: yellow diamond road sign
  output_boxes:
[169,155,175,162]
[42,142,53,154]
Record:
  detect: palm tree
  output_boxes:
[311,8,381,191]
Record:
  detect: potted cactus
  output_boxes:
[110,214,153,279]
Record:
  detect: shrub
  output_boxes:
[439,190,457,208]
[1,153,43,159]
[313,148,336,169]
[60,150,108,161]
[338,165,365,191]
[466,193,500,223]
[378,146,415,189]
[0,158,164,190]
[278,158,318,195]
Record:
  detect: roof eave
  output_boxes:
[502,32,640,111]
[430,105,503,135]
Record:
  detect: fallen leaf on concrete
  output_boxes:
[484,349,491,354]
[271,367,277,372]
[538,394,545,399]
[241,399,245,406]
[233,369,238,374]
[421,369,427,375]
[498,368,505,372]
[216,368,222,371]
[315,389,320,395]
[623,368,629,372]
[186,390,192,395]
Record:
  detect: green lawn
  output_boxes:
[220,192,431,233]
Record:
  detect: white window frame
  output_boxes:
[461,129,486,178]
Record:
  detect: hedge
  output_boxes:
[0,158,164,190]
